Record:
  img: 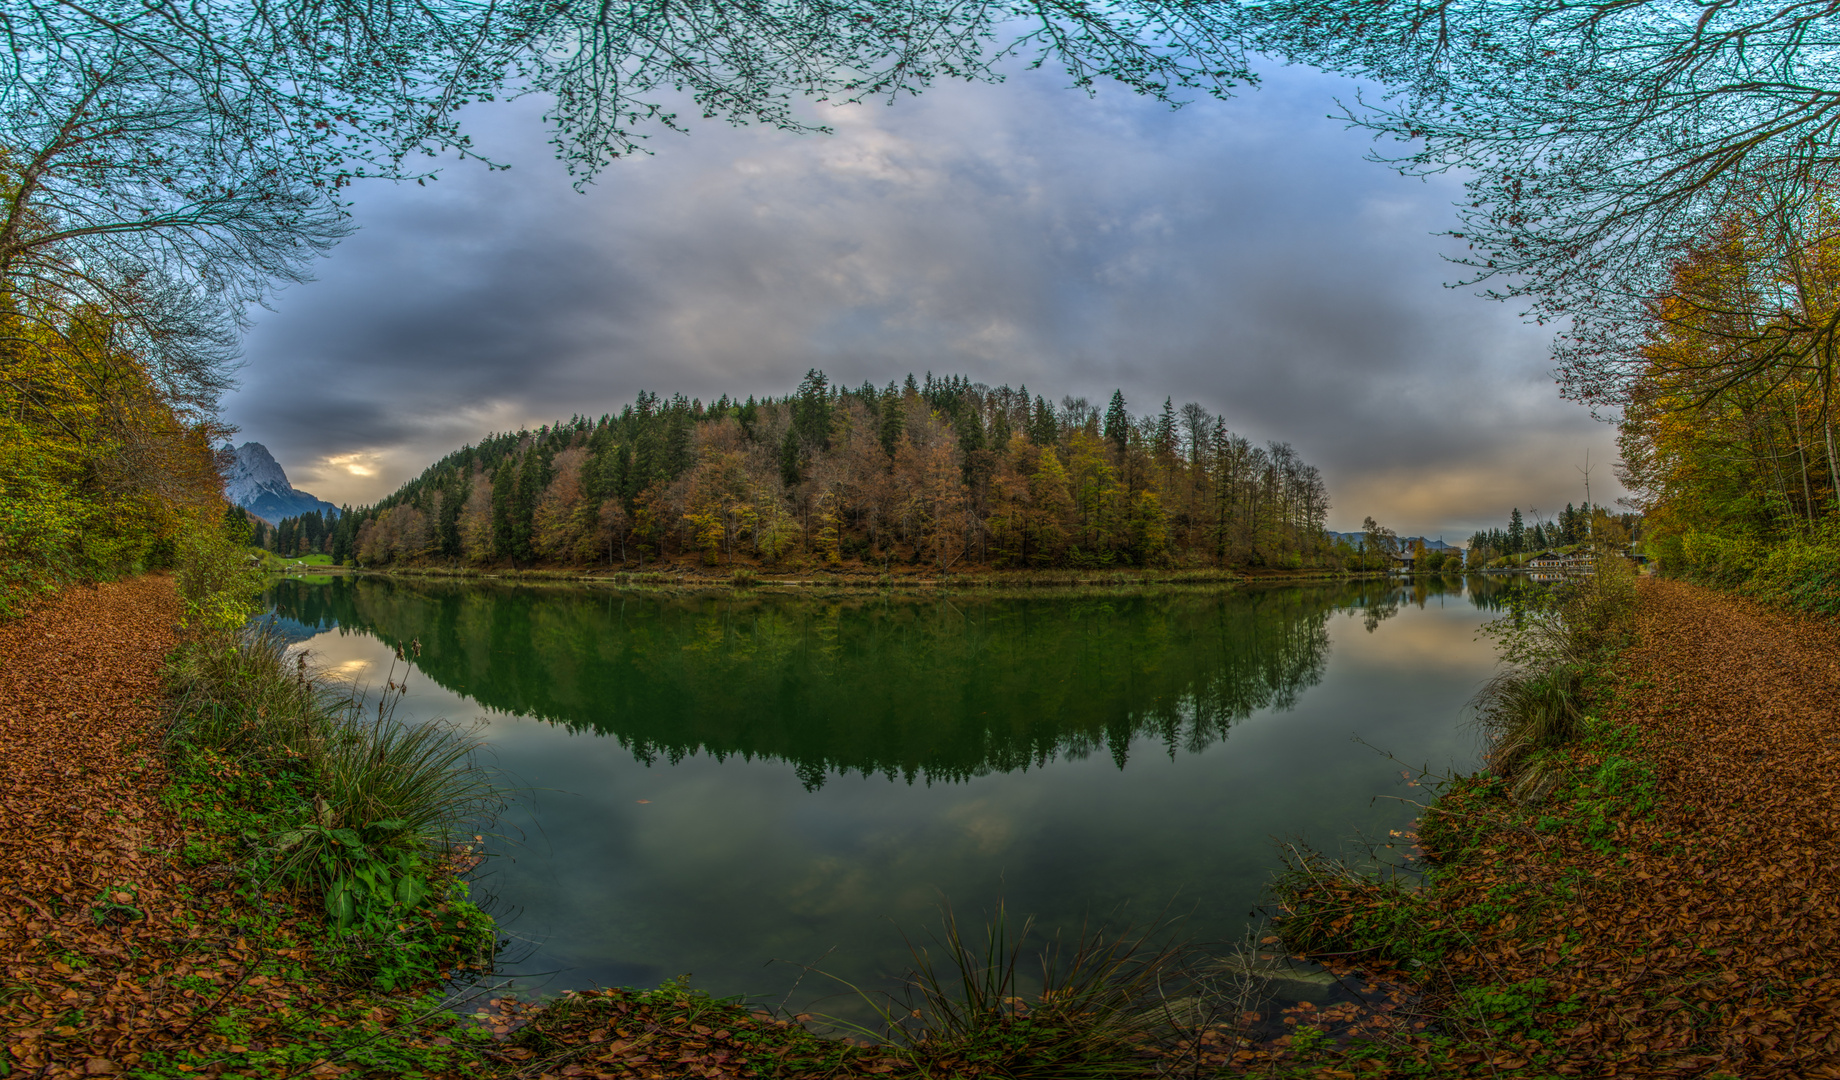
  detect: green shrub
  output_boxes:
[174,513,267,637]
[1648,533,1687,578]
[1741,521,1840,615]
[1672,517,1840,617]
[1679,530,1761,590]
[0,455,179,617]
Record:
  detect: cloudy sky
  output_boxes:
[225,59,1622,541]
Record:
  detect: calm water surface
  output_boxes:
[263,576,1510,1009]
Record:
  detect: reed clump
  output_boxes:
[165,628,503,845]
[830,904,1211,1079]
[1473,549,1638,802]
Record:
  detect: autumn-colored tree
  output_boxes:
[533,448,591,561]
[1619,206,1840,545]
[894,420,969,571]
[813,491,843,565]
[1066,430,1123,556]
[1128,488,1170,564]
[0,306,223,614]
[752,483,801,565]
[458,474,494,562]
[682,449,756,565]
[1025,445,1077,564]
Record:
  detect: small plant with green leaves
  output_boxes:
[89,885,144,926]
[274,812,429,923]
[1454,977,1582,1042]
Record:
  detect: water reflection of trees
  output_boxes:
[264,577,1469,787]
[1342,574,1532,627]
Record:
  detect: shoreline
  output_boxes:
[1249,576,1840,1078]
[275,560,1488,595]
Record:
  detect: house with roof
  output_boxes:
[1526,549,1598,576]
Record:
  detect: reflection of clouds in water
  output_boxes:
[477,711,551,744]
[943,799,1016,857]
[1334,604,1496,674]
[783,857,880,919]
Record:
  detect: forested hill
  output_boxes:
[298,372,1358,572]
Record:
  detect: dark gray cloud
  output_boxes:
[227,63,1618,539]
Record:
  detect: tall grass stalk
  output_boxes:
[315,702,503,848]
[827,904,1203,1079]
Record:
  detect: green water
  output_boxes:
[265,575,1510,1009]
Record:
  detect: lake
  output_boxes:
[263,575,1510,1013]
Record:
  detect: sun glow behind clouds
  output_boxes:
[324,453,378,477]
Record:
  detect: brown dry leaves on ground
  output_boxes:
[0,577,372,1080]
[0,576,202,1076]
[472,990,913,1080]
[1262,577,1840,1078]
[1522,577,1840,1078]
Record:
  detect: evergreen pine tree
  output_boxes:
[794,369,833,450]
[958,405,986,459]
[1154,398,1177,459]
[330,506,354,564]
[665,406,695,478]
[780,427,802,488]
[511,451,542,562]
[879,385,903,457]
[1103,390,1130,452]
[491,460,517,558]
[614,442,637,509]
[221,503,250,544]
[437,474,464,556]
[990,401,1012,446]
[1030,395,1059,447]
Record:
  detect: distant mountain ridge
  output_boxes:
[223,442,339,523]
[1324,531,1462,552]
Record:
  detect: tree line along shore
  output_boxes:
[259,373,1366,576]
